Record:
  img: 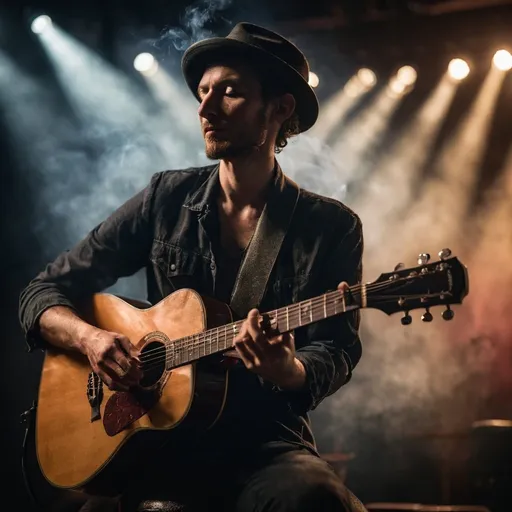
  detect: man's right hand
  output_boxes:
[79,327,142,391]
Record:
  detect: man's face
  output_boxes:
[197,62,272,159]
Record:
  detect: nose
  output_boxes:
[197,90,219,121]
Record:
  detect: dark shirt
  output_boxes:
[18,162,364,456]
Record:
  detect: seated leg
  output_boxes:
[234,448,367,512]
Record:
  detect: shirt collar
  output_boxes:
[183,160,286,212]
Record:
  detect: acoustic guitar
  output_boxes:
[31,249,468,495]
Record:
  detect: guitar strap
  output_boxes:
[229,164,300,319]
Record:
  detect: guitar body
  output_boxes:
[34,289,233,494]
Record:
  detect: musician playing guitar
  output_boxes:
[18,23,366,512]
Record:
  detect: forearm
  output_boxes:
[273,344,352,416]
[38,306,95,354]
[272,357,307,390]
[19,177,158,352]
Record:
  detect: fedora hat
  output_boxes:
[181,22,319,133]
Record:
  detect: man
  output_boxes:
[19,23,365,512]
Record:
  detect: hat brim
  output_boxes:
[182,38,319,133]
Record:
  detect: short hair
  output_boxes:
[260,80,301,154]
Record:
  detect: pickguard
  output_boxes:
[102,386,162,437]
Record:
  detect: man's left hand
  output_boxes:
[233,308,303,389]
[232,281,350,389]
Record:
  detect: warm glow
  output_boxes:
[357,68,377,88]
[308,71,320,88]
[31,15,53,34]
[448,58,470,81]
[389,77,407,95]
[493,50,512,71]
[133,53,159,77]
[397,66,418,86]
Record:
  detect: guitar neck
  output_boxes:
[168,286,362,369]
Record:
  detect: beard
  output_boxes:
[204,105,270,160]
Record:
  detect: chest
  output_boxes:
[217,204,261,256]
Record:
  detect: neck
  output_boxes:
[218,150,275,210]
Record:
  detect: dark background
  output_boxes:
[2,0,512,509]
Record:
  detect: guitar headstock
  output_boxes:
[365,249,469,324]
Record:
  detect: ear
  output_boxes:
[273,93,296,124]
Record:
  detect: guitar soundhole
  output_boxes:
[140,341,166,388]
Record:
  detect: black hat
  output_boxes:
[181,22,319,133]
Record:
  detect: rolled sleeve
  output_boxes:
[18,172,162,351]
[280,214,364,414]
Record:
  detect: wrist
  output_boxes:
[273,358,306,390]
[72,323,99,355]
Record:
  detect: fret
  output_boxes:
[170,287,362,366]
[165,343,170,367]
[210,330,216,355]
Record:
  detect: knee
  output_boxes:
[236,460,352,512]
[293,479,350,512]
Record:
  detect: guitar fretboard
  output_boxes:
[165,288,362,369]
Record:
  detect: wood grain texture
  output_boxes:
[35,289,229,490]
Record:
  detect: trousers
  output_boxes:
[52,443,367,512]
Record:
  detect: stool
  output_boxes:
[365,504,490,512]
[136,500,186,512]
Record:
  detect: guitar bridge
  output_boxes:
[87,372,103,422]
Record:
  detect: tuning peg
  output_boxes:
[418,253,430,265]
[394,262,405,271]
[421,308,433,322]
[401,312,412,325]
[442,305,455,321]
[438,248,452,261]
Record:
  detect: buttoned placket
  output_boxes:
[197,203,219,295]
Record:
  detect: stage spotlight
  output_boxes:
[308,71,320,88]
[397,66,417,86]
[493,50,512,71]
[133,53,158,77]
[357,68,377,88]
[448,58,470,81]
[31,15,52,34]
[389,78,407,95]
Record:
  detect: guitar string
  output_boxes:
[136,278,400,362]
[138,287,366,365]
[140,289,442,372]
[137,277,433,366]
[138,292,439,374]
[139,291,444,374]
